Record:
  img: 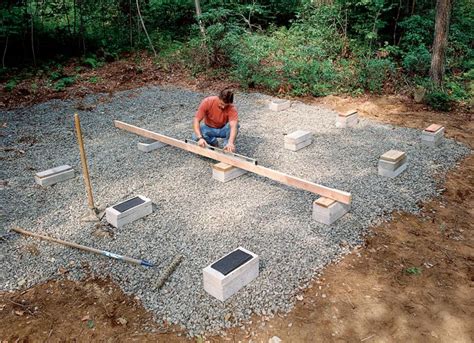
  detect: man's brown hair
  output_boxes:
[219,88,234,104]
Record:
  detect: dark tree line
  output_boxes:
[1,0,472,98]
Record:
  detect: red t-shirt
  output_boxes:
[195,96,238,129]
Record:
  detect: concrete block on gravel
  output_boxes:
[203,247,259,301]
[137,139,167,152]
[35,165,74,187]
[378,150,407,178]
[336,110,359,128]
[284,130,312,151]
[269,99,291,112]
[421,124,444,147]
[312,197,351,225]
[106,195,152,228]
[212,162,247,182]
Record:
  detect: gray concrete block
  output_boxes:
[269,99,291,112]
[378,162,407,178]
[35,165,74,186]
[421,127,444,146]
[312,199,351,225]
[106,195,152,228]
[378,156,407,171]
[137,140,167,152]
[203,247,259,301]
[284,138,312,151]
[336,112,359,128]
[284,130,312,145]
[212,163,247,182]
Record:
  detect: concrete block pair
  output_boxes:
[378,150,407,178]
[336,110,359,128]
[284,130,313,151]
[421,124,445,147]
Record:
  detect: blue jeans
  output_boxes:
[192,122,238,146]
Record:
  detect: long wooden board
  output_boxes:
[114,120,352,204]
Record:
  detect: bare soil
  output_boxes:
[1,57,473,342]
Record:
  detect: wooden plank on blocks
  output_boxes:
[425,124,443,132]
[114,120,352,204]
[212,162,235,172]
[380,150,405,162]
[315,197,336,208]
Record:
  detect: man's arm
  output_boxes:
[193,117,207,147]
[224,120,238,152]
[194,98,209,147]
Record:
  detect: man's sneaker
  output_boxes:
[209,141,220,148]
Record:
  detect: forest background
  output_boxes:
[1,0,472,111]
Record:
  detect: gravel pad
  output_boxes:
[0,86,470,335]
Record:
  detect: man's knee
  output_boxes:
[224,122,239,136]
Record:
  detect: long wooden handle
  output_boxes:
[74,113,95,210]
[12,227,153,267]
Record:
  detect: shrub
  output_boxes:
[359,58,395,93]
[4,79,17,92]
[54,76,76,91]
[426,89,452,111]
[83,57,98,69]
[49,70,64,81]
[402,45,431,75]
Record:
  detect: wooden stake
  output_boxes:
[12,227,153,267]
[114,120,352,204]
[74,113,95,210]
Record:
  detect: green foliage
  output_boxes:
[398,15,434,49]
[446,78,468,101]
[88,76,100,83]
[4,79,18,92]
[54,76,75,91]
[402,45,431,75]
[83,57,98,69]
[426,89,452,111]
[0,0,472,105]
[359,58,395,93]
[49,70,64,81]
[405,267,422,275]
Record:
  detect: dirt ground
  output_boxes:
[1,58,473,342]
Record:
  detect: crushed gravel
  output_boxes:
[0,86,471,336]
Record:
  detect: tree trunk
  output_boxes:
[135,0,157,57]
[73,0,77,36]
[64,0,72,37]
[194,0,206,38]
[31,14,36,66]
[129,0,133,48]
[79,0,86,54]
[2,36,8,68]
[194,0,210,65]
[429,0,452,86]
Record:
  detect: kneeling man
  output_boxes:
[192,89,238,153]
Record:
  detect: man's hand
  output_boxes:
[198,138,207,148]
[224,143,236,153]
